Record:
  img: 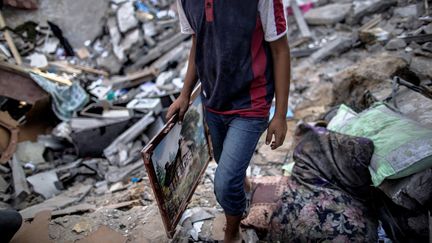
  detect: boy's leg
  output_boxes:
[213,117,267,242]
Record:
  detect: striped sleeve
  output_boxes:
[176,0,194,34]
[258,0,288,42]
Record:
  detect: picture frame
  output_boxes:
[141,84,212,238]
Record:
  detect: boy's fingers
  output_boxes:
[266,129,274,145]
[166,106,175,120]
[276,132,285,148]
[178,107,186,122]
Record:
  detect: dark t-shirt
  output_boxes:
[178,0,287,117]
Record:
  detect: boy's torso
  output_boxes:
[180,0,277,117]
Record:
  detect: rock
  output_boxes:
[3,0,108,48]
[394,4,417,18]
[424,23,432,35]
[97,51,123,74]
[347,0,397,24]
[72,220,92,234]
[310,35,353,63]
[332,53,408,107]
[410,56,432,80]
[119,28,142,55]
[117,1,138,33]
[385,38,407,50]
[422,42,432,53]
[304,3,352,25]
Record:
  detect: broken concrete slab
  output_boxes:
[104,112,155,165]
[410,56,432,80]
[304,3,352,25]
[27,170,61,199]
[20,184,92,219]
[309,36,353,63]
[385,38,407,50]
[10,155,31,200]
[3,0,108,48]
[347,0,397,25]
[51,203,96,217]
[105,160,142,183]
[97,51,123,74]
[394,4,418,18]
[117,1,139,33]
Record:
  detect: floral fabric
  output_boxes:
[267,124,378,242]
[268,177,378,242]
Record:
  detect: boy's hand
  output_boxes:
[266,117,287,150]
[166,95,190,122]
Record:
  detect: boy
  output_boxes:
[167,0,291,242]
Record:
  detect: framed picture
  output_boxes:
[141,84,212,238]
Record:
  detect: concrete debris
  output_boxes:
[347,0,397,25]
[305,3,352,25]
[385,38,407,50]
[117,1,139,33]
[1,0,432,242]
[309,35,353,63]
[394,4,418,18]
[104,112,155,165]
[27,170,61,199]
[410,56,432,79]
[20,184,92,219]
[10,155,31,200]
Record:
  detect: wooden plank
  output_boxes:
[30,69,73,86]
[0,11,22,65]
[0,61,73,86]
[291,0,312,39]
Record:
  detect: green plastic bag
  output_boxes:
[328,103,432,186]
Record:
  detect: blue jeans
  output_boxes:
[205,110,268,216]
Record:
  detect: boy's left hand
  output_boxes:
[266,117,287,150]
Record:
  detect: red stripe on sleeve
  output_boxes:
[273,0,286,35]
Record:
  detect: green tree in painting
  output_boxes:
[156,164,165,185]
[181,109,200,147]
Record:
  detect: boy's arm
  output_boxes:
[166,35,198,121]
[266,36,291,150]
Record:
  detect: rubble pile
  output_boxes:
[0,0,431,242]
[0,0,194,240]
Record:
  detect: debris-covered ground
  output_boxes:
[0,0,431,242]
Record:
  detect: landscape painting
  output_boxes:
[142,86,211,237]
